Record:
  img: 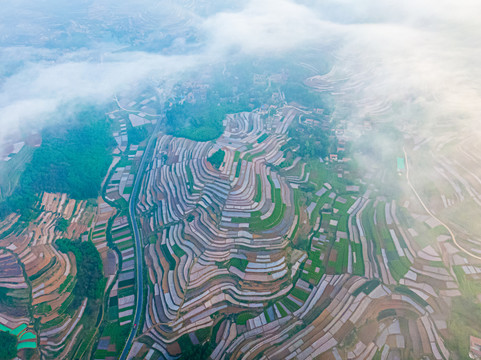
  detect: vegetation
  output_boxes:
[56,238,103,306]
[195,327,211,343]
[291,287,310,302]
[229,258,249,272]
[285,122,329,159]
[352,279,381,297]
[178,343,212,360]
[36,302,52,314]
[447,297,481,358]
[0,145,35,203]
[161,244,177,269]
[58,275,74,293]
[0,331,17,360]
[0,108,113,220]
[56,217,69,232]
[281,83,333,112]
[236,312,256,325]
[377,309,396,321]
[29,257,56,281]
[165,93,228,141]
[254,174,262,203]
[127,125,149,144]
[257,133,268,143]
[394,285,429,307]
[207,149,225,170]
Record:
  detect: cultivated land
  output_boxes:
[0,72,480,360]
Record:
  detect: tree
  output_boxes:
[0,331,17,360]
[179,343,212,360]
[56,217,69,232]
[165,99,225,142]
[56,238,103,306]
[207,149,225,170]
[0,107,114,220]
[127,125,149,144]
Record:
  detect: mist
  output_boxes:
[1,0,480,145]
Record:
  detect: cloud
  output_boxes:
[201,0,340,55]
[288,0,481,135]
[0,0,327,143]
[0,0,481,145]
[0,52,203,141]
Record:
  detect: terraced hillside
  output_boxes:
[112,92,471,360]
[0,84,479,360]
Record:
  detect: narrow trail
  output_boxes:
[403,147,481,261]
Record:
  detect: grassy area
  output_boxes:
[248,187,285,231]
[36,302,52,315]
[185,165,195,192]
[40,314,68,330]
[230,258,248,272]
[377,309,396,321]
[233,151,241,163]
[282,297,300,312]
[276,303,288,317]
[388,257,411,282]
[249,203,286,231]
[56,238,104,305]
[172,244,186,258]
[361,203,382,256]
[231,181,286,231]
[244,150,266,162]
[361,201,410,282]
[165,97,226,141]
[1,107,113,220]
[236,312,256,325]
[195,327,211,343]
[161,244,177,269]
[291,287,310,302]
[290,189,301,242]
[0,145,35,202]
[446,297,481,358]
[257,133,269,143]
[309,192,330,226]
[300,250,325,285]
[235,160,242,178]
[352,242,365,276]
[254,174,262,203]
[352,279,380,297]
[394,285,429,307]
[103,321,130,351]
[453,266,481,298]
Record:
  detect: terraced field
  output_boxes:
[110,97,468,360]
[0,85,479,360]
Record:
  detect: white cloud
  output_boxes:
[0,0,481,144]
[201,0,339,55]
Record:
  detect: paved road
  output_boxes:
[119,119,161,360]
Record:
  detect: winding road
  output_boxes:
[403,147,481,261]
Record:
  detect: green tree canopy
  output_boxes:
[56,238,103,306]
[179,343,212,360]
[0,107,113,220]
[207,149,225,170]
[0,331,17,360]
